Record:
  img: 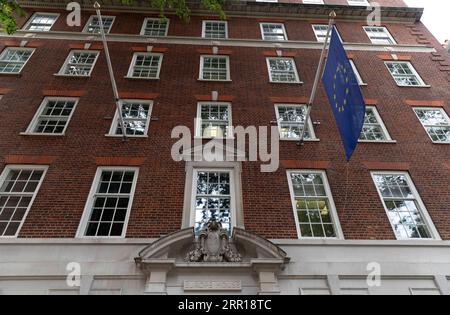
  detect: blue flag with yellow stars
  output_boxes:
[322,27,366,161]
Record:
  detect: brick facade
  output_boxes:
[0,0,449,241]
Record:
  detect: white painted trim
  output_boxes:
[286,170,344,240]
[1,238,449,246]
[2,31,436,53]
[24,97,79,135]
[76,167,139,239]
[259,22,288,41]
[266,56,301,83]
[385,61,427,87]
[195,101,233,139]
[108,99,153,137]
[57,49,100,77]
[188,167,238,234]
[370,171,441,241]
[199,55,231,81]
[0,47,35,74]
[358,106,394,143]
[0,165,48,238]
[82,15,116,34]
[363,26,397,45]
[202,20,228,39]
[412,107,450,144]
[274,104,317,140]
[140,17,169,37]
[22,12,60,32]
[126,52,163,79]
[182,161,244,230]
[348,59,366,86]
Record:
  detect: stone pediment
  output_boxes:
[134,222,290,294]
[135,226,289,268]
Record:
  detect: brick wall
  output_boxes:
[1,8,449,240]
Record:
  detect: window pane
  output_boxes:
[0,168,45,237]
[373,173,433,240]
[290,172,337,238]
[268,58,299,82]
[198,103,231,138]
[84,169,136,237]
[194,171,232,235]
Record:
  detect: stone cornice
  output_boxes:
[17,0,424,22]
[0,31,436,53]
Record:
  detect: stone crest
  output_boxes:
[185,220,242,263]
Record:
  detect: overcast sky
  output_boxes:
[404,0,449,43]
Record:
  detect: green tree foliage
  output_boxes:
[123,0,227,21]
[0,0,227,34]
[0,0,25,34]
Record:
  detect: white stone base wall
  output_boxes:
[0,239,449,295]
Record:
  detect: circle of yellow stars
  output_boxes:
[333,63,350,113]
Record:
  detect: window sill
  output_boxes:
[194,136,235,140]
[397,84,431,88]
[269,81,303,85]
[280,138,320,142]
[0,72,22,77]
[358,140,397,144]
[20,132,65,137]
[124,76,160,80]
[359,83,368,86]
[104,134,148,138]
[431,141,450,145]
[197,79,232,82]
[53,73,91,78]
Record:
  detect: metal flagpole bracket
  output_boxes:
[298,10,336,146]
[94,2,128,141]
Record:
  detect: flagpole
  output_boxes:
[94,2,128,141]
[298,11,336,145]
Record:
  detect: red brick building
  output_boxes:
[0,0,449,295]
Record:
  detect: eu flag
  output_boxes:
[322,27,366,161]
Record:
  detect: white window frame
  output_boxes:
[82,15,116,34]
[303,0,324,4]
[266,57,301,83]
[22,12,59,31]
[202,20,228,39]
[359,106,394,143]
[76,167,139,239]
[349,59,366,86]
[286,170,344,240]
[23,97,79,136]
[259,22,288,41]
[0,47,35,74]
[195,102,233,139]
[199,55,231,81]
[57,50,100,77]
[107,99,153,137]
[413,107,450,144]
[274,104,318,141]
[385,61,427,87]
[348,0,370,6]
[140,17,169,37]
[370,171,441,241]
[0,165,48,238]
[126,52,163,80]
[363,26,397,45]
[190,168,236,233]
[181,162,245,233]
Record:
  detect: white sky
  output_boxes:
[404,0,449,43]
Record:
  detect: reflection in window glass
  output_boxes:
[194,171,231,234]
[372,173,433,240]
[289,172,337,238]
